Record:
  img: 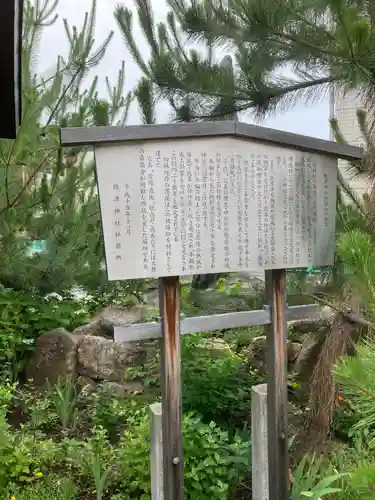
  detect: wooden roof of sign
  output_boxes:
[60,121,363,161]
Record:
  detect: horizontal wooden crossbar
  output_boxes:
[114,304,321,343]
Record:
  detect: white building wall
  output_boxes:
[330,87,368,197]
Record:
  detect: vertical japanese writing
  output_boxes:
[124,184,131,236]
[243,158,250,268]
[256,154,263,266]
[300,161,307,248]
[216,153,222,231]
[187,152,194,271]
[311,161,317,255]
[164,154,172,273]
[306,156,313,264]
[202,153,209,229]
[195,155,202,270]
[171,150,179,243]
[113,182,122,262]
[148,154,156,273]
[209,155,216,269]
[223,156,230,269]
[270,160,276,265]
[237,154,244,268]
[251,154,256,200]
[282,157,288,266]
[263,155,270,266]
[139,149,149,271]
[179,152,187,272]
[287,156,294,264]
[294,160,302,265]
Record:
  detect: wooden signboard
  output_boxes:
[60,121,363,500]
[94,137,337,281]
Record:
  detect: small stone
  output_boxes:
[106,381,144,397]
[26,328,78,385]
[199,338,232,357]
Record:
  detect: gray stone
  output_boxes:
[150,402,164,500]
[288,342,303,362]
[72,305,148,339]
[26,328,78,385]
[106,381,144,397]
[76,335,146,381]
[199,338,232,357]
[251,384,269,500]
[248,336,302,371]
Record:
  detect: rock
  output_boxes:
[73,318,113,339]
[199,338,232,357]
[76,375,97,390]
[247,336,267,369]
[293,334,325,401]
[287,342,302,363]
[72,305,148,339]
[106,381,144,397]
[26,328,78,385]
[247,336,303,371]
[76,335,146,381]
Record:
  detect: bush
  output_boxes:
[117,410,250,500]
[0,416,58,494]
[181,336,258,431]
[0,289,89,381]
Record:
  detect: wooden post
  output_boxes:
[159,276,184,500]
[265,269,289,500]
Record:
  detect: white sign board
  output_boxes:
[94,136,337,281]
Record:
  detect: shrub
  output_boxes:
[0,289,89,381]
[117,410,250,500]
[181,336,257,431]
[0,416,58,494]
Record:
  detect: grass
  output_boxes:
[11,475,77,500]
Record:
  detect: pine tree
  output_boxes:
[115,0,375,121]
[0,0,132,295]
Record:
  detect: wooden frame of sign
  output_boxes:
[0,0,23,139]
[60,121,362,500]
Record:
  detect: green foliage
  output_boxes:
[336,230,375,319]
[117,411,250,500]
[333,342,375,447]
[0,416,58,494]
[10,475,78,500]
[181,335,258,431]
[0,0,132,296]
[48,376,78,430]
[291,455,345,499]
[115,0,375,122]
[0,289,88,382]
[83,281,149,315]
[90,384,147,440]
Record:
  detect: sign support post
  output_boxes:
[265,269,289,499]
[159,276,184,500]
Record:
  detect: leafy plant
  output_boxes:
[79,427,113,500]
[0,290,89,382]
[181,335,256,431]
[117,410,250,500]
[0,413,58,494]
[291,455,345,499]
[48,377,78,430]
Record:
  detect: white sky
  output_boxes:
[38,0,330,139]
